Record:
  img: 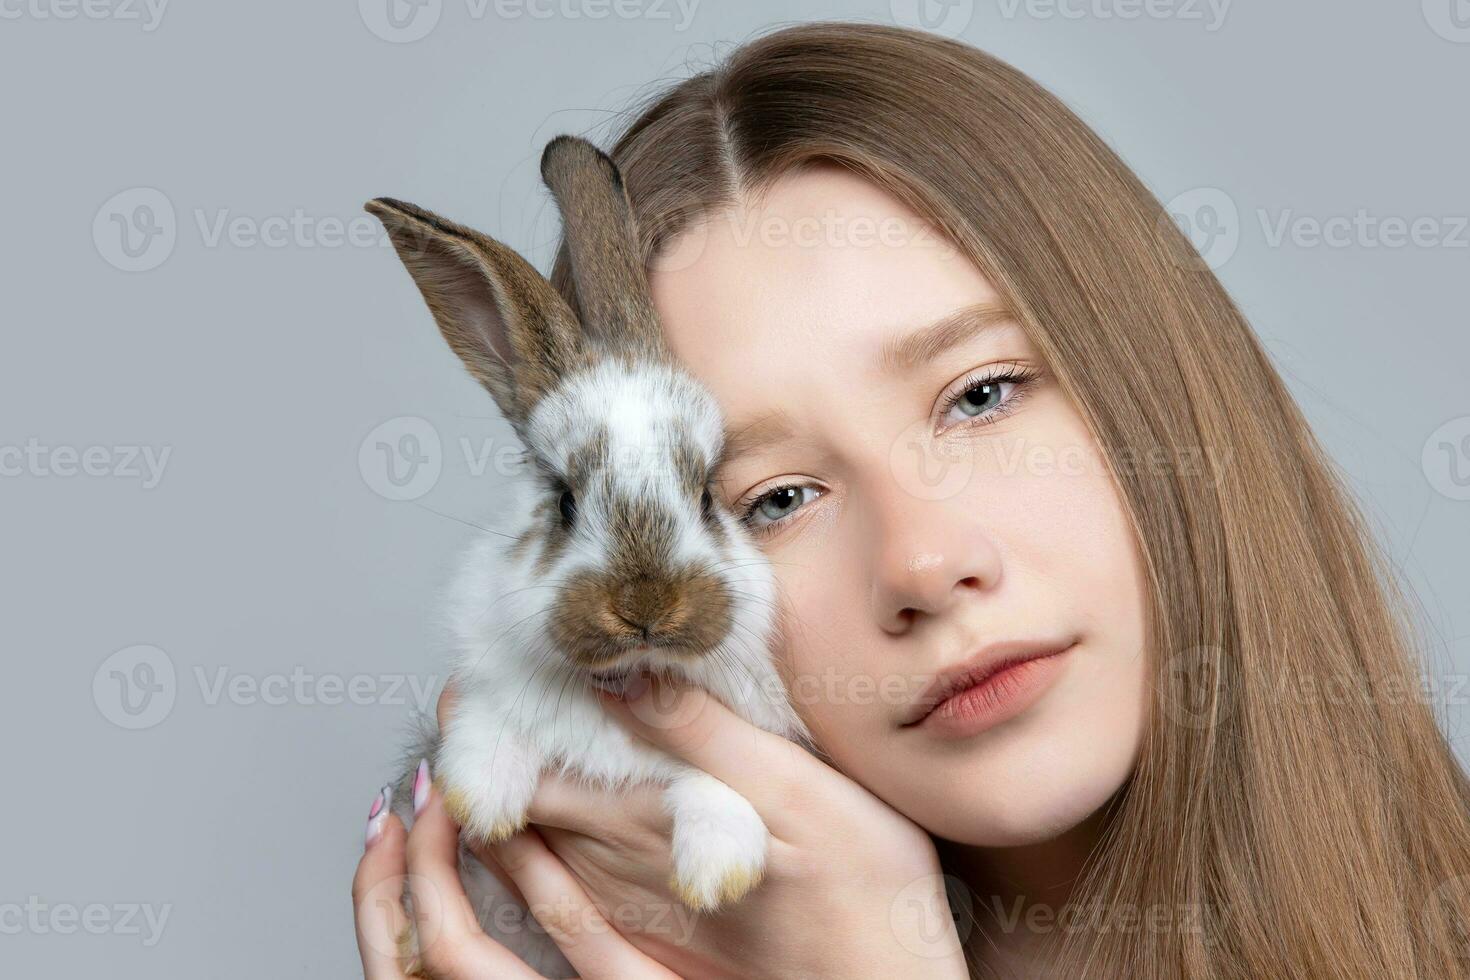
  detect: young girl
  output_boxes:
[352,21,1470,978]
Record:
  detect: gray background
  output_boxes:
[2,1,1467,975]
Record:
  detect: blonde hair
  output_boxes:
[548,21,1470,977]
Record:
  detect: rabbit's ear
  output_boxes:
[366,197,585,430]
[539,135,668,361]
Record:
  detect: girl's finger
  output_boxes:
[487,828,683,980]
[353,785,410,980]
[405,782,544,979]
[524,771,670,840]
[597,673,825,827]
[435,682,458,731]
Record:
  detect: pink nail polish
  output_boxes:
[365,784,392,849]
[413,759,430,815]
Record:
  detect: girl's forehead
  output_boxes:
[650,169,992,355]
[653,251,1002,392]
[673,168,952,276]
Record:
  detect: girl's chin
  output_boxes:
[902,771,1128,849]
[938,819,1092,849]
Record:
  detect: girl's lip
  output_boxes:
[905,640,1077,735]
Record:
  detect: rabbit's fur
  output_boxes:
[367,135,809,977]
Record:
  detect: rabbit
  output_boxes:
[364,134,811,977]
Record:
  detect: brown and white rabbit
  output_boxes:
[365,135,810,977]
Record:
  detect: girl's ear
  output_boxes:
[365,197,585,431]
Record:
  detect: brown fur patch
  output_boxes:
[566,424,611,486]
[507,526,538,564]
[532,496,571,578]
[549,560,733,666]
[539,136,672,365]
[670,419,729,545]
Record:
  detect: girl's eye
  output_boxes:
[937,363,1042,429]
[737,484,822,535]
[734,364,1041,539]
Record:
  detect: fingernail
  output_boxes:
[413,758,430,815]
[365,784,392,850]
[623,672,650,702]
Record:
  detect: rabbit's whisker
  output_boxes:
[410,501,519,541]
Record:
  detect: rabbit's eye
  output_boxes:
[700,487,714,518]
[558,489,577,525]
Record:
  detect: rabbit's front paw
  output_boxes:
[395,922,424,977]
[665,771,769,912]
[439,779,530,844]
[435,730,540,844]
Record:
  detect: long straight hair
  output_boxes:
[547,21,1470,977]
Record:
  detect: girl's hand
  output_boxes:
[351,775,682,979]
[413,675,970,980]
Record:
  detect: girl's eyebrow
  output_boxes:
[877,300,1015,373]
[719,301,1016,464]
[720,409,796,465]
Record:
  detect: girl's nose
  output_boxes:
[865,485,1003,633]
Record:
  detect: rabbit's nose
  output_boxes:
[613,617,653,642]
[608,577,681,638]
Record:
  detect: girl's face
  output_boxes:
[648,165,1151,848]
